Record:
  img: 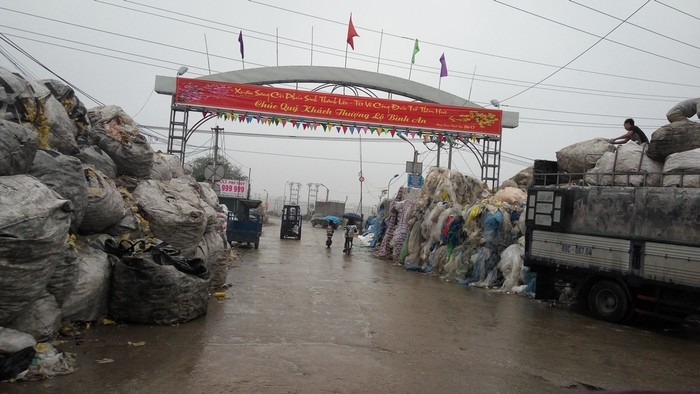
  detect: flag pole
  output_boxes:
[409,39,419,81]
[344,44,348,68]
[376,29,383,73]
[467,65,477,101]
[311,26,314,66]
[204,33,211,75]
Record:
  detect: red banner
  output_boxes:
[175,77,502,136]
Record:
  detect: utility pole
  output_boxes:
[211,125,223,185]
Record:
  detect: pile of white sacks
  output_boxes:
[372,119,700,295]
[0,67,231,346]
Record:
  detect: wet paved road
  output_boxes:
[3,218,700,393]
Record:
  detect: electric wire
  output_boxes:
[569,0,700,51]
[495,0,651,103]
[493,0,699,71]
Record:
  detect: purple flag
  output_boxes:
[238,31,245,59]
[439,53,448,77]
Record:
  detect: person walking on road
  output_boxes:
[343,219,358,254]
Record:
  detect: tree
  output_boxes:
[188,154,244,182]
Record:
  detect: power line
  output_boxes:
[654,0,700,22]
[246,0,700,89]
[0,33,104,105]
[495,0,652,103]
[570,0,700,51]
[493,0,700,71]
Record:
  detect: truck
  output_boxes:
[309,200,346,227]
[525,166,700,326]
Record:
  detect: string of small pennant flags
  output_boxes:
[210,111,483,144]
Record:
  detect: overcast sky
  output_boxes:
[2,0,698,214]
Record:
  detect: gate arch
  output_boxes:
[154,65,519,189]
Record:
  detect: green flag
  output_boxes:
[411,39,420,64]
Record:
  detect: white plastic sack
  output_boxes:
[662,148,700,187]
[498,244,524,292]
[585,142,663,186]
[493,186,527,204]
[556,138,615,174]
[0,327,36,353]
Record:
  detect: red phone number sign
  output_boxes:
[219,179,247,198]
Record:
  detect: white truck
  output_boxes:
[524,169,700,325]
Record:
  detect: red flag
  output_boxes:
[346,14,359,50]
[238,31,245,59]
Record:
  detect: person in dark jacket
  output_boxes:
[609,118,649,145]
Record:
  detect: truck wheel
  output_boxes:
[280,228,284,239]
[588,280,629,323]
[254,240,259,249]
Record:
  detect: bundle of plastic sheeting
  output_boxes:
[39,79,89,133]
[109,239,211,325]
[133,176,208,257]
[30,80,80,155]
[0,119,38,176]
[391,200,414,261]
[403,215,424,265]
[195,230,229,289]
[60,236,112,322]
[29,150,88,233]
[647,120,700,162]
[75,145,116,179]
[493,187,527,205]
[585,142,663,187]
[150,151,187,181]
[0,175,71,326]
[14,342,76,381]
[460,245,500,287]
[662,148,700,187]
[88,105,154,178]
[374,197,401,259]
[79,165,127,234]
[198,182,222,233]
[497,243,525,292]
[7,291,62,340]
